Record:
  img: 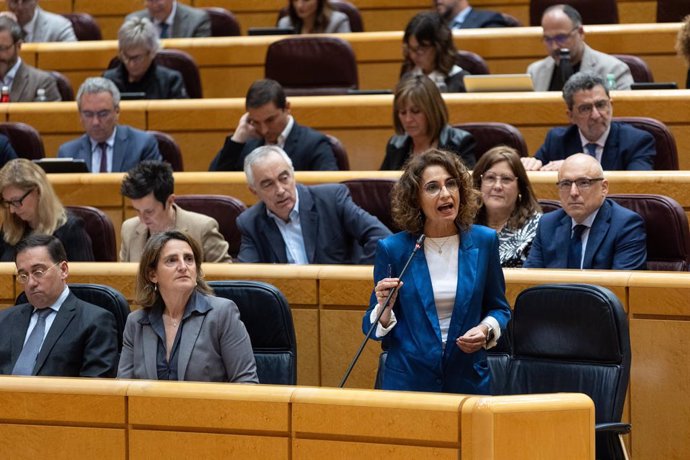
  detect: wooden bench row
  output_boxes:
[20,23,684,98]
[0,263,686,458]
[0,376,594,459]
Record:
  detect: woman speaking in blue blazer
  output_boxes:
[363,149,511,394]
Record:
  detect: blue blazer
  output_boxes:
[57,125,161,172]
[456,8,510,28]
[237,183,390,264]
[535,122,656,170]
[363,228,511,394]
[524,199,647,270]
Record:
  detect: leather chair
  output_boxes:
[455,50,490,75]
[60,13,102,41]
[108,49,203,98]
[265,36,358,96]
[277,0,364,32]
[49,71,75,101]
[613,116,679,170]
[326,134,349,170]
[208,280,297,384]
[656,0,690,22]
[529,0,618,25]
[501,13,523,27]
[612,54,654,83]
[494,283,631,460]
[453,122,529,161]
[201,7,241,36]
[149,130,183,171]
[174,195,246,260]
[341,179,397,232]
[609,194,690,271]
[537,198,561,214]
[17,283,130,352]
[0,122,45,160]
[65,205,117,262]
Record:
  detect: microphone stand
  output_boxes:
[339,234,425,388]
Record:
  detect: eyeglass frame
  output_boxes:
[556,177,605,192]
[422,178,460,197]
[16,261,62,284]
[1,188,34,209]
[573,99,611,116]
[80,109,115,120]
[403,42,434,56]
[120,50,152,65]
[542,26,579,47]
[480,173,518,187]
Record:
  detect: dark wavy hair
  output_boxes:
[287,0,334,33]
[472,146,542,229]
[392,148,479,234]
[400,12,457,77]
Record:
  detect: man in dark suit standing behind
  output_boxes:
[0,234,118,377]
[435,0,509,28]
[209,79,338,172]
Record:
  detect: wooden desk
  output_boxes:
[22,23,684,99]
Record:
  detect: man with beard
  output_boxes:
[0,16,60,101]
[434,0,509,29]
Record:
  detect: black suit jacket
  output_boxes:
[0,291,119,377]
[208,121,338,171]
[456,9,509,28]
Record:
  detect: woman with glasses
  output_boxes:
[277,0,351,34]
[381,74,475,170]
[364,149,511,394]
[472,146,542,268]
[400,11,468,93]
[103,17,187,99]
[0,158,94,261]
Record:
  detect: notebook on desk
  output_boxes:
[464,74,534,92]
[34,158,89,174]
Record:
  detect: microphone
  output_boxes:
[339,234,426,388]
[558,48,574,84]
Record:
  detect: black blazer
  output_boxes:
[209,121,338,171]
[103,62,188,99]
[457,9,510,28]
[381,124,476,170]
[0,291,119,377]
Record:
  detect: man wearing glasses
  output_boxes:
[522,72,655,171]
[527,4,632,92]
[524,153,646,270]
[57,77,161,173]
[0,234,118,376]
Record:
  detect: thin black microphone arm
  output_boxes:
[339,234,426,388]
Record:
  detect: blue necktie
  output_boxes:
[585,143,598,157]
[12,308,52,375]
[159,22,169,39]
[567,224,587,269]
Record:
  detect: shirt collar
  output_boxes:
[451,6,472,26]
[578,124,611,151]
[274,115,294,148]
[571,206,600,229]
[89,126,117,151]
[35,285,70,314]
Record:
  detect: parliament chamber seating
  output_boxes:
[49,71,75,101]
[326,134,350,170]
[341,178,397,231]
[174,194,246,260]
[65,205,118,262]
[455,50,490,75]
[265,36,359,96]
[612,54,654,83]
[656,0,690,22]
[277,0,365,33]
[61,12,103,41]
[208,280,297,385]
[0,122,45,160]
[494,284,631,460]
[529,0,619,25]
[454,122,529,160]
[613,116,679,170]
[149,130,184,172]
[202,7,242,37]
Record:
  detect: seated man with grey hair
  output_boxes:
[126,0,210,38]
[57,77,161,173]
[236,145,391,264]
[522,71,656,171]
[103,17,187,99]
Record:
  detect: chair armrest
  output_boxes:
[596,422,631,435]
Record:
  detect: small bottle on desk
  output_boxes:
[0,86,10,103]
[606,73,616,90]
[33,88,47,102]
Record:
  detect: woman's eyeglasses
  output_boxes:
[423,178,460,196]
[1,188,33,208]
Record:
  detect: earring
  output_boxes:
[518,193,522,201]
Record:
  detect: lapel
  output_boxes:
[10,64,28,102]
[256,204,288,262]
[111,126,129,172]
[298,185,318,263]
[172,5,188,37]
[579,45,597,72]
[601,122,621,170]
[10,304,33,366]
[34,8,47,42]
[582,199,612,268]
[564,125,583,155]
[176,292,211,380]
[555,212,573,268]
[33,293,77,375]
[283,122,301,155]
[535,57,555,89]
[410,239,442,343]
[77,135,92,168]
[141,317,158,379]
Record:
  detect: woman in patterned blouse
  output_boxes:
[472,146,542,267]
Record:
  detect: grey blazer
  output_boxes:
[29,7,77,43]
[527,44,633,91]
[126,3,211,38]
[277,10,351,33]
[57,125,161,172]
[11,63,61,102]
[117,292,258,383]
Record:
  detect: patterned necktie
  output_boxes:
[12,308,52,375]
[567,224,588,269]
[585,143,598,157]
[98,142,108,173]
[159,22,169,39]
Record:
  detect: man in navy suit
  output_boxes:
[58,77,161,172]
[524,154,647,270]
[523,72,656,171]
[209,79,338,172]
[236,145,390,264]
[0,234,118,377]
[435,0,509,28]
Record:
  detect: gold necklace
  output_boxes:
[425,236,455,254]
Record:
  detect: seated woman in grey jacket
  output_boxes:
[277,0,351,33]
[117,230,258,383]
